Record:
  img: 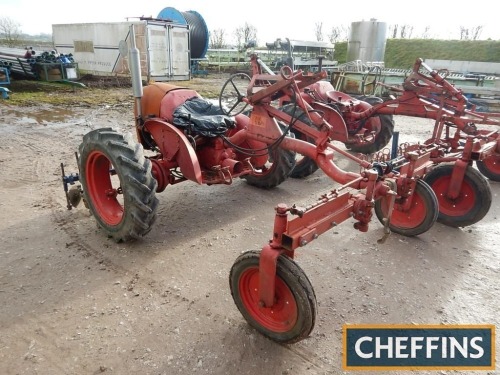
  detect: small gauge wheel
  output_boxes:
[229,250,317,344]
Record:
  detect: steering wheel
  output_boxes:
[219,73,251,116]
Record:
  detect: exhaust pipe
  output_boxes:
[129,24,143,121]
[221,158,244,174]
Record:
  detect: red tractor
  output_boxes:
[62,27,443,343]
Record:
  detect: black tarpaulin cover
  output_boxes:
[172,97,235,137]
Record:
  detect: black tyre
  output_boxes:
[476,155,500,182]
[423,163,492,227]
[346,96,394,154]
[281,104,320,179]
[375,179,439,236]
[78,128,159,242]
[229,250,317,344]
[242,145,296,189]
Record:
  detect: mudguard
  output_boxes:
[144,119,203,184]
[310,102,349,143]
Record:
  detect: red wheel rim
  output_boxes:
[86,150,123,226]
[383,192,427,229]
[482,155,500,174]
[238,266,297,332]
[429,175,475,217]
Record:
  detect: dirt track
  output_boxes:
[0,77,498,375]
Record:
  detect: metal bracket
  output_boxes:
[61,163,80,210]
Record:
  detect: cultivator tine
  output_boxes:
[377,191,397,244]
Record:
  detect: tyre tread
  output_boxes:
[78,128,159,242]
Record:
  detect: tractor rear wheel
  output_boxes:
[423,163,492,227]
[281,104,320,179]
[229,250,317,344]
[374,179,438,236]
[242,145,296,189]
[346,96,394,155]
[476,155,500,182]
[78,128,159,242]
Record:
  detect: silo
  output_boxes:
[347,19,388,63]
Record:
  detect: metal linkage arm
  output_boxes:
[280,192,355,251]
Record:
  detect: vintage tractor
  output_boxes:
[266,56,500,228]
[62,26,442,343]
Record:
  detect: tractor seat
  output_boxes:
[172,97,235,138]
[324,90,360,107]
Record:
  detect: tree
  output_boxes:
[315,22,324,42]
[209,29,227,49]
[400,25,414,39]
[328,25,350,43]
[0,17,21,47]
[459,25,483,40]
[419,26,432,39]
[389,24,414,39]
[390,24,399,39]
[235,23,257,50]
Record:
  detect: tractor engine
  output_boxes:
[133,82,258,188]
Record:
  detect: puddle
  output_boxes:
[0,106,86,127]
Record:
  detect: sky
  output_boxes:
[2,0,499,44]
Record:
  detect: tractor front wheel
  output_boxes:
[78,128,159,242]
[229,250,317,344]
[423,163,492,227]
[375,179,439,236]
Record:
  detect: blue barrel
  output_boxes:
[158,7,209,59]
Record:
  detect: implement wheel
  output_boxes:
[476,155,500,182]
[423,164,492,227]
[229,250,317,344]
[78,128,159,242]
[375,179,438,236]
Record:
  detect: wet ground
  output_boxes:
[0,79,499,374]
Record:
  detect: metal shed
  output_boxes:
[52,19,190,81]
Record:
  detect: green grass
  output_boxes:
[334,39,500,69]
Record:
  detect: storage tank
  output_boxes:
[347,19,387,63]
[157,7,209,59]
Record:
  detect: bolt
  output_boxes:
[300,239,308,247]
[313,234,319,239]
[331,221,337,227]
